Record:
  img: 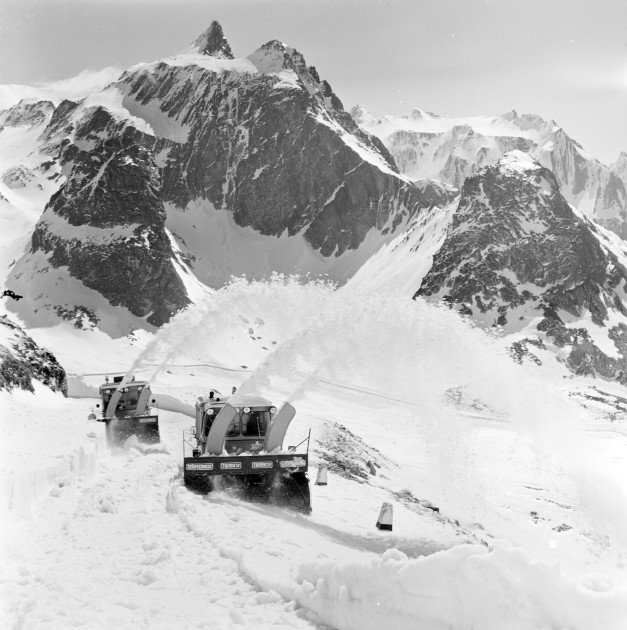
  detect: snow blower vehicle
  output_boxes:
[89,375,160,445]
[183,390,311,512]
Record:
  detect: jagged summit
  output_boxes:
[188,21,234,59]
[410,108,440,120]
[246,39,315,77]
[349,105,374,125]
[499,109,554,133]
[612,151,627,180]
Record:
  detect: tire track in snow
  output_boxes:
[2,437,323,630]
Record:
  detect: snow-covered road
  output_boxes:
[3,281,627,629]
[2,425,320,629]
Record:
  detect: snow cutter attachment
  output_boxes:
[183,391,311,512]
[91,375,159,445]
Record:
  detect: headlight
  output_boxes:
[206,409,214,416]
[270,407,277,414]
[244,407,251,413]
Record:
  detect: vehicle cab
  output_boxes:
[98,375,152,419]
[195,391,277,454]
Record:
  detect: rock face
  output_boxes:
[415,151,627,383]
[354,108,627,240]
[31,120,189,326]
[118,35,416,257]
[2,165,42,190]
[613,152,627,189]
[0,315,67,395]
[188,20,234,58]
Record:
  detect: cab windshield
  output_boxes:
[102,385,144,411]
[226,409,271,438]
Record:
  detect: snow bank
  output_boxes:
[167,479,627,630]
[295,544,627,630]
[0,385,101,519]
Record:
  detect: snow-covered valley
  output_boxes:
[2,280,627,629]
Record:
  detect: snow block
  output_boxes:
[376,502,393,531]
[315,467,328,486]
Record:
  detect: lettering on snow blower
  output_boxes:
[279,457,307,469]
[186,462,214,471]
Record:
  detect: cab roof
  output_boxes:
[197,393,273,408]
[99,380,149,392]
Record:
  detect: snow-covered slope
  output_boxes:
[354,106,627,237]
[2,278,626,629]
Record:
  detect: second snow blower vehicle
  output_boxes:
[90,376,160,445]
[183,390,311,512]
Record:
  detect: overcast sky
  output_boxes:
[0,0,625,163]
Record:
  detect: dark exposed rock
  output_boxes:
[116,37,417,257]
[0,315,67,395]
[2,25,438,329]
[2,165,43,190]
[509,338,545,366]
[191,20,234,59]
[416,154,624,324]
[54,305,100,329]
[31,130,189,326]
[314,421,390,483]
[415,151,627,384]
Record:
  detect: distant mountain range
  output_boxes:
[1,21,626,386]
[352,106,627,237]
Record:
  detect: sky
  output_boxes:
[0,0,625,163]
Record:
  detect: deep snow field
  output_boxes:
[2,277,627,629]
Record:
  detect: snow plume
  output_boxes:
[126,277,625,542]
[124,275,334,388]
[0,67,122,109]
[233,284,618,525]
[34,67,123,102]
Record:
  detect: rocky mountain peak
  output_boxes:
[416,155,615,325]
[499,109,553,134]
[247,40,344,111]
[612,151,627,184]
[410,108,440,120]
[190,20,234,59]
[415,153,627,383]
[349,105,373,125]
[0,98,55,127]
[247,39,297,73]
